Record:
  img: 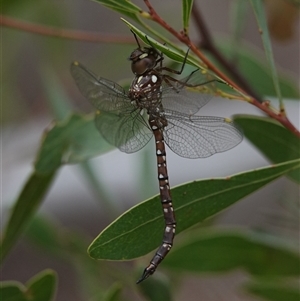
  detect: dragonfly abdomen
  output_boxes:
[137,117,176,283]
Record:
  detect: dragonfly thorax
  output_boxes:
[128,71,163,110]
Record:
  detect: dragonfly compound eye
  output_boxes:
[130,49,158,75]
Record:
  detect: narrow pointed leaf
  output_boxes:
[35,113,113,174]
[92,0,142,14]
[229,0,249,54]
[92,0,143,23]
[1,172,56,263]
[182,0,194,32]
[163,230,300,276]
[121,18,221,87]
[88,159,300,260]
[1,113,112,262]
[121,18,208,70]
[234,115,300,182]
[250,0,283,106]
[122,18,189,63]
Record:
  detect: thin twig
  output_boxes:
[1,15,134,44]
[2,11,299,137]
[143,0,249,95]
[143,0,300,138]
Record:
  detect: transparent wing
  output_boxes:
[71,62,152,153]
[70,61,130,112]
[161,69,217,115]
[161,88,212,116]
[163,110,242,158]
[95,107,153,154]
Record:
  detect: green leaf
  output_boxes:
[0,282,27,301]
[121,18,210,70]
[34,113,113,173]
[250,0,283,105]
[25,270,57,301]
[121,19,222,91]
[92,0,142,14]
[92,0,143,24]
[0,270,57,301]
[163,230,300,276]
[1,172,56,263]
[182,0,194,32]
[88,159,300,260]
[245,281,300,301]
[229,0,249,52]
[1,113,113,262]
[122,18,190,63]
[234,115,300,182]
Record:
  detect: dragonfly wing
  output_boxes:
[161,87,212,116]
[71,62,152,153]
[163,110,242,158]
[161,69,217,115]
[95,108,153,154]
[70,62,129,112]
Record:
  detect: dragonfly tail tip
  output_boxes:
[136,265,155,284]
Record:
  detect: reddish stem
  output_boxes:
[2,11,299,137]
[143,0,300,138]
[1,15,133,44]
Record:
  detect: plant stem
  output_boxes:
[2,10,299,137]
[1,15,133,44]
[143,0,300,138]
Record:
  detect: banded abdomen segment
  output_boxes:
[137,116,176,283]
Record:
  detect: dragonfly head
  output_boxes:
[129,47,159,76]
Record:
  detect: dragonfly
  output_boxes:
[70,35,242,283]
